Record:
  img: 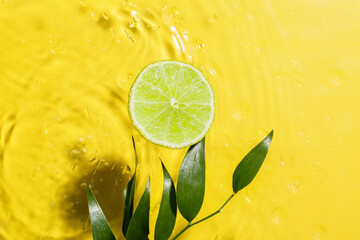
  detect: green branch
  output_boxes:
[172,193,236,240]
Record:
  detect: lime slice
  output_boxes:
[128,61,215,149]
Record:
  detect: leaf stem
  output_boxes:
[172,193,236,240]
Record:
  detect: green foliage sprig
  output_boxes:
[87,130,273,240]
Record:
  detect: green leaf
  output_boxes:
[122,137,138,237]
[87,186,116,240]
[122,174,136,237]
[155,161,177,240]
[126,178,151,240]
[232,130,273,193]
[177,138,205,222]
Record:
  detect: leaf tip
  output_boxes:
[264,130,274,148]
[132,136,135,147]
[159,158,166,169]
[132,136,138,165]
[232,129,274,194]
[269,129,274,139]
[87,185,92,197]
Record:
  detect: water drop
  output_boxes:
[72,165,78,171]
[247,11,258,21]
[195,39,206,53]
[271,207,286,225]
[129,17,137,28]
[103,13,109,20]
[69,147,83,160]
[122,165,131,175]
[328,69,346,86]
[310,224,328,240]
[0,120,15,148]
[89,9,99,21]
[232,111,241,121]
[171,7,182,19]
[110,162,116,171]
[80,0,86,7]
[44,123,50,135]
[208,14,218,24]
[80,183,87,189]
[124,30,135,42]
[288,178,301,194]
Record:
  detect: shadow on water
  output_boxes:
[57,153,131,240]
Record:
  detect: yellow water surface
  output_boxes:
[0,0,359,239]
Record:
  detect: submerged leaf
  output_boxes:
[126,178,151,240]
[177,138,205,222]
[232,130,273,193]
[88,187,116,240]
[155,161,177,240]
[122,137,138,237]
[122,174,136,237]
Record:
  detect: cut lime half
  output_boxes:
[128,61,215,149]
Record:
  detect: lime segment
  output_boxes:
[128,61,215,149]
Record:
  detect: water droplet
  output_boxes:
[122,165,131,175]
[44,123,50,135]
[129,16,137,28]
[328,69,346,86]
[0,120,15,148]
[124,30,135,42]
[80,182,87,189]
[69,147,84,160]
[247,11,258,21]
[271,207,286,225]
[310,224,328,240]
[207,14,218,24]
[80,0,86,7]
[72,165,78,171]
[288,178,301,194]
[195,39,206,53]
[103,13,109,20]
[232,111,241,121]
[171,7,182,19]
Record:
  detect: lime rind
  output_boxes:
[128,61,215,149]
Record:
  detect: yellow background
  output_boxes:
[0,0,359,239]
